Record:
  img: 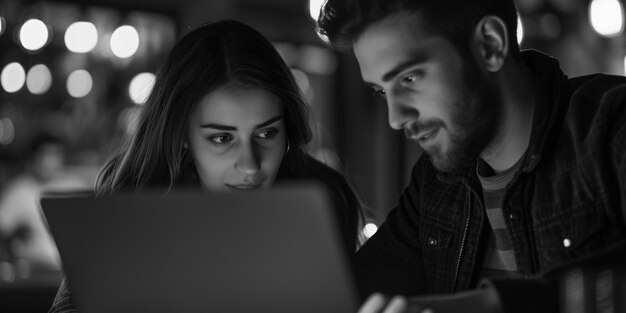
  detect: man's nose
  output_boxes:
[234,143,260,174]
[386,92,418,130]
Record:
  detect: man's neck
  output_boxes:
[480,61,536,174]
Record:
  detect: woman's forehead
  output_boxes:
[194,83,283,128]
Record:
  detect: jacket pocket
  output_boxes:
[419,212,456,251]
[418,212,458,288]
[534,200,608,270]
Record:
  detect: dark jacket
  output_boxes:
[354,50,626,309]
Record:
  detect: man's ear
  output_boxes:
[472,15,509,72]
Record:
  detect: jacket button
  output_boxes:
[427,237,438,247]
[563,237,572,248]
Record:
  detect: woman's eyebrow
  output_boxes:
[199,116,283,130]
[255,116,283,129]
[200,123,236,131]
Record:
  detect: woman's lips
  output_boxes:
[226,183,261,191]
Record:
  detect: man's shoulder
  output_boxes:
[563,74,626,132]
[566,73,626,103]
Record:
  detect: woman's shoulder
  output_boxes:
[297,155,348,186]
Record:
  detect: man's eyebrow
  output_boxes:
[381,54,428,83]
[200,116,283,130]
[364,82,379,89]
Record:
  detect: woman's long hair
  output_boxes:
[95,20,362,251]
[96,20,310,194]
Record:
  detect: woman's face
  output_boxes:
[187,82,287,192]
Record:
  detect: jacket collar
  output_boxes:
[518,49,568,173]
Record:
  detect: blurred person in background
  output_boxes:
[316,0,626,312]
[49,19,363,313]
[0,135,88,275]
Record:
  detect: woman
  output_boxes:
[49,20,362,313]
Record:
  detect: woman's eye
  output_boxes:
[208,134,233,145]
[256,128,278,139]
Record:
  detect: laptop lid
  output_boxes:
[41,183,359,313]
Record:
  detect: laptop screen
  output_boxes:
[41,183,358,313]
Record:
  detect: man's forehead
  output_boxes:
[353,36,400,83]
[352,12,434,83]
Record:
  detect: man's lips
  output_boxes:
[407,127,440,142]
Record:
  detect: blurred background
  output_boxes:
[0,0,625,311]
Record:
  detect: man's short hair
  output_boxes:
[316,0,520,59]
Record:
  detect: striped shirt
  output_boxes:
[477,157,524,280]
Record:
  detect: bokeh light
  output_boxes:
[539,13,562,39]
[0,117,15,145]
[118,106,141,136]
[517,14,524,45]
[0,17,5,36]
[128,72,156,104]
[19,19,50,51]
[65,21,98,53]
[589,0,625,37]
[66,69,93,98]
[363,223,378,238]
[110,25,139,58]
[26,64,53,95]
[1,62,26,93]
[299,45,338,75]
[309,0,325,21]
[290,69,310,94]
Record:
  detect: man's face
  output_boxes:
[353,11,500,173]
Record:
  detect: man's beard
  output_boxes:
[424,59,502,174]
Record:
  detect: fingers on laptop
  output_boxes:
[358,293,410,313]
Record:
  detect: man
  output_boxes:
[316,0,626,312]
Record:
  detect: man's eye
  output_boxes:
[372,87,386,97]
[400,72,422,88]
[256,128,278,139]
[208,134,233,145]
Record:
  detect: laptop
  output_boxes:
[40,183,359,313]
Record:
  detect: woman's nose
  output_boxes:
[234,143,261,174]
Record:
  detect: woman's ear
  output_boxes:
[471,15,509,72]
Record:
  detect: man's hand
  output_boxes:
[356,288,504,313]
